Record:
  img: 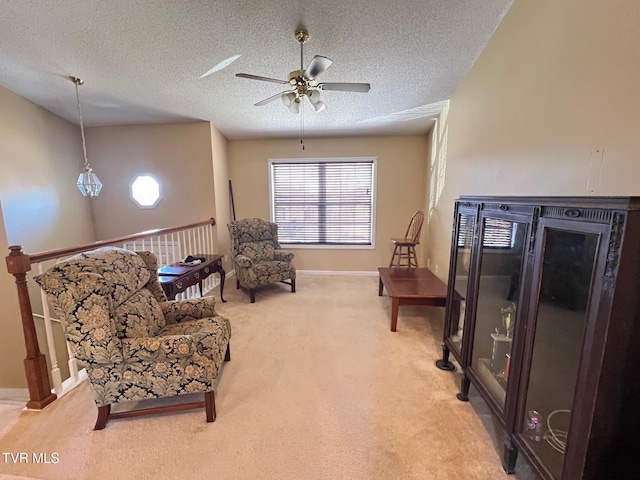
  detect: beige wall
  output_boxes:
[228,135,429,271]
[210,125,232,272]
[0,85,96,252]
[426,0,640,280]
[87,122,218,240]
[0,203,27,388]
[0,85,96,388]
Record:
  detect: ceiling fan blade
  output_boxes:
[320,82,371,93]
[304,56,333,80]
[254,91,293,107]
[236,73,288,85]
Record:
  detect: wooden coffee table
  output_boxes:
[378,267,448,332]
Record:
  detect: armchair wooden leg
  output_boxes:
[249,289,256,303]
[204,391,216,422]
[224,343,231,362]
[94,404,111,430]
[236,279,240,289]
[291,278,296,293]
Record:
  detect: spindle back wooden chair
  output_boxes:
[389,210,424,268]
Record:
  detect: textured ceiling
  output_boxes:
[0,0,512,140]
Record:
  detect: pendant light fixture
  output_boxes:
[71,76,102,197]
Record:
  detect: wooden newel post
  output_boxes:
[5,245,57,409]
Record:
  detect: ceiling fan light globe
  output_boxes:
[308,89,322,104]
[288,100,300,114]
[312,100,326,112]
[281,92,296,107]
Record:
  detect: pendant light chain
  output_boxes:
[71,76,102,197]
[74,78,90,170]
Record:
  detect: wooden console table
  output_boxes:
[158,254,226,302]
[378,267,447,332]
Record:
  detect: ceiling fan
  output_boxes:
[236,28,371,114]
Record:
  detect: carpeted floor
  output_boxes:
[0,274,539,479]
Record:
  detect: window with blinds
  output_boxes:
[269,158,376,245]
[457,216,516,248]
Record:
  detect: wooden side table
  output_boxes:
[158,254,226,302]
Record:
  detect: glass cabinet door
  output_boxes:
[519,227,599,479]
[444,211,476,358]
[469,216,527,410]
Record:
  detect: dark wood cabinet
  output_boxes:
[436,196,640,480]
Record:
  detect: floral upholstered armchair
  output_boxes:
[227,218,296,303]
[34,246,231,430]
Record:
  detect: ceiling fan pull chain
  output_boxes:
[301,104,305,150]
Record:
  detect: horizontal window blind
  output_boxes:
[457,216,515,248]
[483,218,516,248]
[271,160,375,245]
[456,214,476,248]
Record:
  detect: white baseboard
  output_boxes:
[0,370,89,407]
[57,369,88,399]
[297,270,379,276]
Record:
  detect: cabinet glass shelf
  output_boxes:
[468,216,526,411]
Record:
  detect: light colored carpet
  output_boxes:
[0,274,539,479]
[0,405,24,440]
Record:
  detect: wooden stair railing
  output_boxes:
[6,246,57,409]
[5,217,216,410]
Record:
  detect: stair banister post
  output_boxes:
[5,245,57,409]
